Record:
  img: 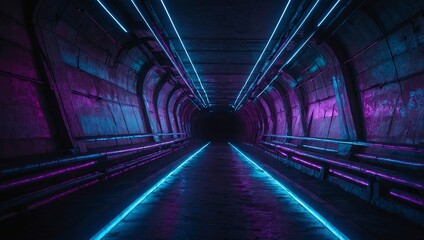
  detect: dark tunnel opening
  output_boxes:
[191,111,243,141]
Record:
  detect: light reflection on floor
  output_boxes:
[101,143,339,240]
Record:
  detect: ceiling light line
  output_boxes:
[250,32,315,105]
[235,0,321,110]
[317,0,341,27]
[130,0,207,108]
[97,0,128,32]
[282,31,315,67]
[160,0,210,106]
[233,0,293,107]
[248,0,342,108]
[252,74,280,102]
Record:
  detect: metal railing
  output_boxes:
[259,140,424,212]
[263,134,424,167]
[0,134,190,219]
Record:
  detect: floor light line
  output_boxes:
[91,142,210,240]
[228,142,349,240]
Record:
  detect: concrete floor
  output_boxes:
[1,143,423,239]
[103,143,336,239]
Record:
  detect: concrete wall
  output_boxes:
[0,0,196,160]
[0,1,63,159]
[242,0,424,149]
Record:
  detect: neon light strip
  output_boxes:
[228,143,348,240]
[262,141,424,190]
[354,153,424,167]
[160,0,210,106]
[253,74,279,101]
[317,0,341,27]
[292,156,322,170]
[130,0,206,107]
[250,32,315,101]
[389,191,424,206]
[302,144,338,153]
[82,133,187,142]
[0,161,96,190]
[253,0,342,103]
[233,0,293,107]
[283,31,315,67]
[235,0,321,110]
[97,0,128,32]
[329,169,369,187]
[91,142,210,240]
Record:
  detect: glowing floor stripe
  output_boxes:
[91,142,210,240]
[228,143,349,240]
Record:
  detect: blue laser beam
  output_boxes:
[228,142,349,240]
[91,142,210,240]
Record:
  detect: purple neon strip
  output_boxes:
[329,169,369,187]
[292,156,322,170]
[389,191,424,206]
[262,141,424,190]
[277,150,288,157]
[0,161,96,190]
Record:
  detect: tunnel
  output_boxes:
[0,0,423,239]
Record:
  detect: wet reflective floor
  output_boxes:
[103,143,337,239]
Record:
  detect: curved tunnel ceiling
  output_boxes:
[84,0,364,110]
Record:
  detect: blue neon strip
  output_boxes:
[235,0,321,110]
[317,0,341,27]
[283,31,315,66]
[228,143,349,240]
[253,74,279,101]
[130,0,206,108]
[233,0,293,107]
[160,0,209,106]
[97,0,128,33]
[91,142,210,240]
